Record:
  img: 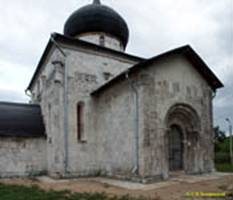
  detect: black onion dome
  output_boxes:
[64,0,129,48]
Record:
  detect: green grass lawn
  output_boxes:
[0,184,149,200]
[216,163,233,172]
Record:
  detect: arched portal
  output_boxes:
[165,104,201,174]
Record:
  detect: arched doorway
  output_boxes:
[165,104,201,174]
[168,125,183,171]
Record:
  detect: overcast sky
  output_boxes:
[0,0,232,133]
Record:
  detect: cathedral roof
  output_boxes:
[0,102,46,137]
[64,0,129,48]
[92,45,224,95]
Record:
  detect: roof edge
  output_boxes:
[0,133,47,139]
[0,101,40,107]
[27,33,144,91]
[183,46,224,89]
[53,33,142,60]
[27,38,54,91]
[91,45,224,95]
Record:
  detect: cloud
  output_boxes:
[119,0,233,133]
[0,0,232,132]
[0,59,31,103]
[214,76,233,135]
[0,88,29,103]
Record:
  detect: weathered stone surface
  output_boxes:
[0,137,46,178]
[29,46,139,178]
[26,46,215,182]
[139,55,215,178]
[78,33,124,52]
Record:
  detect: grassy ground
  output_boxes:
[0,175,232,200]
[0,184,149,200]
[216,163,233,172]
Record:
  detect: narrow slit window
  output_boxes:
[99,35,105,47]
[77,102,85,142]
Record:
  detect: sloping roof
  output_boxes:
[91,45,224,95]
[0,102,46,137]
[27,33,144,91]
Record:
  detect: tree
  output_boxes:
[214,126,226,143]
[214,126,226,153]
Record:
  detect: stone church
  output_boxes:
[0,0,223,182]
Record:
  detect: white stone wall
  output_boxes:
[138,55,214,179]
[30,45,140,177]
[29,42,215,182]
[65,48,139,176]
[77,33,124,52]
[0,137,47,178]
[90,80,142,177]
[89,54,215,181]
[31,46,57,103]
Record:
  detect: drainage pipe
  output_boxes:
[125,72,139,175]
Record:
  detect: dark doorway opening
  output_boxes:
[168,125,184,171]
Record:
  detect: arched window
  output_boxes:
[77,101,85,142]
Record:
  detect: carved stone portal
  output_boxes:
[165,104,201,175]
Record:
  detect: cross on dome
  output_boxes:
[93,0,101,4]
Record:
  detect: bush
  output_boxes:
[215,152,231,163]
[216,163,233,172]
[215,137,232,153]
